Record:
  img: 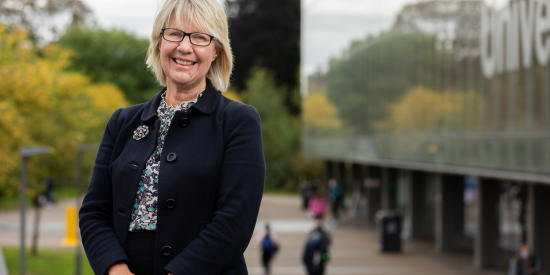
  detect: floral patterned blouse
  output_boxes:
[129,90,203,231]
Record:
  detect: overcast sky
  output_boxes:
[81,0,161,38]
[302,0,415,74]
[81,0,414,75]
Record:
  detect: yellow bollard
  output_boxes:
[61,206,79,247]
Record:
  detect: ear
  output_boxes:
[212,49,219,62]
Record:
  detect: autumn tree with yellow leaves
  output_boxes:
[372,86,485,162]
[375,86,484,134]
[0,25,128,198]
[303,93,343,135]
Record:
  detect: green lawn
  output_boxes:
[2,246,95,275]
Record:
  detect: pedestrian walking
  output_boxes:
[42,177,55,204]
[78,1,265,274]
[257,224,279,275]
[300,181,314,210]
[303,217,331,275]
[308,190,327,219]
[508,244,540,275]
[328,178,343,225]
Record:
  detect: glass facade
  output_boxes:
[302,0,550,179]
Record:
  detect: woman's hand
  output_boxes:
[107,261,134,275]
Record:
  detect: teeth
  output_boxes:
[174,59,195,66]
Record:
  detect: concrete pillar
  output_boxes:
[424,175,436,238]
[350,164,364,217]
[380,168,398,210]
[366,166,382,221]
[381,167,389,210]
[454,177,465,237]
[435,174,465,252]
[388,168,398,210]
[474,178,500,269]
[410,171,427,238]
[527,184,534,250]
[527,184,550,273]
[398,170,412,239]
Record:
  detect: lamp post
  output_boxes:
[0,239,8,275]
[75,144,98,275]
[19,147,53,275]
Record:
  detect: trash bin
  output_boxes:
[375,210,402,252]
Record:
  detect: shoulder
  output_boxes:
[106,103,147,130]
[216,95,262,135]
[217,95,260,121]
[116,103,147,121]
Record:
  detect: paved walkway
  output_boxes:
[0,199,74,248]
[247,195,506,275]
[0,195,507,275]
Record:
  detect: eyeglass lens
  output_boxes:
[163,29,211,46]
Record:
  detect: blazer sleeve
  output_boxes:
[165,104,266,275]
[79,108,129,275]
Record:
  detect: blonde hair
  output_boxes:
[146,0,233,92]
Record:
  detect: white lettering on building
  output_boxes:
[481,0,550,78]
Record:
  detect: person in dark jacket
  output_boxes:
[509,244,540,275]
[300,181,314,210]
[302,218,331,275]
[328,178,343,226]
[259,224,279,275]
[78,1,265,275]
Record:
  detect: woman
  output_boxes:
[78,1,265,275]
[308,189,327,220]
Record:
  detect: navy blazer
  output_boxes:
[79,83,265,275]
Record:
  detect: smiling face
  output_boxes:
[159,16,218,91]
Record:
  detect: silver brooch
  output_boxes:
[133,125,149,140]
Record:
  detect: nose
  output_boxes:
[176,35,193,53]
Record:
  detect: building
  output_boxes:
[301,0,550,271]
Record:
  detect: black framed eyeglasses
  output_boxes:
[161,28,215,46]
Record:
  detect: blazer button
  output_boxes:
[165,199,176,209]
[162,245,172,256]
[179,117,190,127]
[166,152,177,162]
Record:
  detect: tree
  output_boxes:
[302,87,342,136]
[0,25,128,197]
[0,0,92,44]
[372,86,485,163]
[375,86,484,134]
[326,32,451,135]
[242,68,300,189]
[228,0,301,114]
[58,27,162,104]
